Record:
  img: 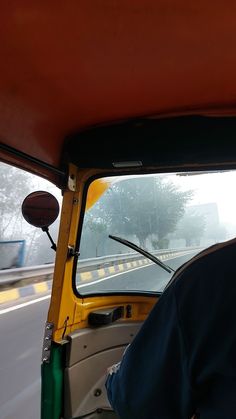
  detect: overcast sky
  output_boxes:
[13,165,236,228]
[171,171,236,225]
[103,170,236,226]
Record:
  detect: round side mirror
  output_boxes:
[22,191,59,228]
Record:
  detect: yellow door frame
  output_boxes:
[48,164,157,342]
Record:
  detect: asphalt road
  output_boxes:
[0,296,50,419]
[0,251,197,419]
[78,252,196,294]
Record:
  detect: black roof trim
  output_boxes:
[64,116,236,170]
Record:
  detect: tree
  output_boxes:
[108,177,193,248]
[85,212,108,256]
[0,163,62,266]
[175,212,206,246]
[84,176,193,250]
[205,223,227,244]
[0,163,34,239]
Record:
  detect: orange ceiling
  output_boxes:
[1,1,236,176]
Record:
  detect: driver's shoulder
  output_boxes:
[163,238,236,300]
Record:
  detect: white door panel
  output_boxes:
[64,322,142,418]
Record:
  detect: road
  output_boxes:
[0,251,196,419]
[77,252,195,294]
[0,296,50,419]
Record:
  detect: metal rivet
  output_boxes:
[46,324,53,330]
[94,388,102,397]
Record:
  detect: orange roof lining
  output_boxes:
[1,1,236,173]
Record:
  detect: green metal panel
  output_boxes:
[41,343,64,419]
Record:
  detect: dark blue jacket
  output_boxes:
[106,238,236,418]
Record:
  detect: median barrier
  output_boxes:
[0,247,199,304]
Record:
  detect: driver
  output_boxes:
[106,237,236,418]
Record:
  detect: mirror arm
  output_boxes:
[42,227,57,252]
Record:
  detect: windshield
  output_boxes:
[76,171,236,295]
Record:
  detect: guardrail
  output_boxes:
[0,247,200,286]
[0,264,54,286]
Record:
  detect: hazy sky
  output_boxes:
[171,171,236,225]
[23,167,236,227]
[104,170,236,226]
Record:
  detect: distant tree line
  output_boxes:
[81,176,197,256]
[0,163,228,266]
[81,176,229,258]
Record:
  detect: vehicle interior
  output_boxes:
[1,2,236,418]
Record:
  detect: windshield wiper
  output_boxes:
[109,235,175,274]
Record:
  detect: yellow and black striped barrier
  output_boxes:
[0,249,197,305]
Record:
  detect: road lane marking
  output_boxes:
[17,347,36,361]
[77,262,161,288]
[0,294,50,315]
[0,250,196,313]
[77,251,195,289]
